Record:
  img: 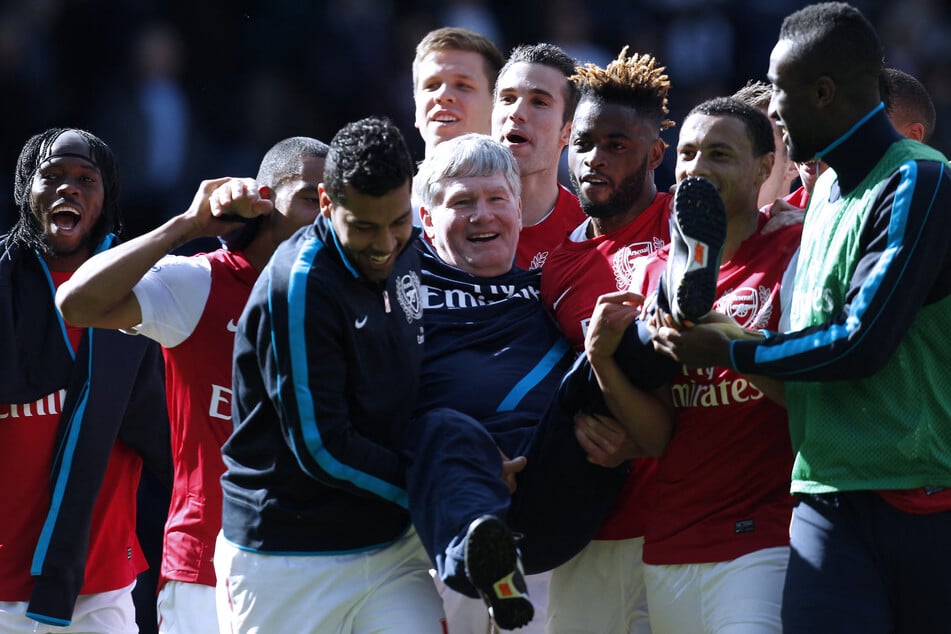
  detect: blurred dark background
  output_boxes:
[2,0,949,237]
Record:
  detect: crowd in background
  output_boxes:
[1,0,949,237]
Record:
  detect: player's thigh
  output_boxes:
[214,532,354,633]
[548,538,650,634]
[782,495,891,634]
[874,497,951,633]
[353,530,446,633]
[0,583,137,634]
[703,546,788,634]
[157,580,218,634]
[644,562,703,634]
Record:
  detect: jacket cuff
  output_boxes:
[27,574,80,627]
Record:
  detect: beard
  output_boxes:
[37,215,106,259]
[571,156,650,220]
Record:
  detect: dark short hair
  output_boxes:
[499,43,580,124]
[256,136,329,187]
[779,2,883,82]
[9,128,120,254]
[687,97,776,157]
[882,67,936,142]
[323,117,414,204]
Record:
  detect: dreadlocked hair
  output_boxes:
[571,46,675,132]
[7,128,121,255]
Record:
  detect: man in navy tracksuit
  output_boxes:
[215,118,444,634]
[406,133,678,629]
[217,125,674,632]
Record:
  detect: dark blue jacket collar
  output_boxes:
[820,105,904,196]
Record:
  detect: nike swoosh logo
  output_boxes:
[354,316,368,329]
[227,319,238,333]
[552,286,572,311]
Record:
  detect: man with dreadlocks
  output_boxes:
[0,128,170,631]
[56,136,328,634]
[539,48,677,634]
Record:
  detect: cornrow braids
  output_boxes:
[571,46,675,133]
[7,128,121,255]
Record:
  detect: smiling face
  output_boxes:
[421,172,522,277]
[321,181,414,284]
[491,61,571,179]
[414,49,495,154]
[568,99,664,232]
[29,131,105,270]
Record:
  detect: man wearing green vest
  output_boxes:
[648,3,951,633]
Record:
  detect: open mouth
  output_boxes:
[468,232,498,243]
[50,207,81,231]
[504,131,529,145]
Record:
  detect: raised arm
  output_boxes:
[56,177,270,329]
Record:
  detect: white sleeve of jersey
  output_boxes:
[128,255,213,348]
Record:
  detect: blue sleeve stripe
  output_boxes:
[29,233,120,566]
[31,334,94,574]
[754,161,936,372]
[496,337,571,412]
[25,612,71,627]
[36,251,76,362]
[281,238,407,505]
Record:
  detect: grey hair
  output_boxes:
[413,133,521,209]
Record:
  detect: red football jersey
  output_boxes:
[516,185,586,270]
[541,191,672,351]
[540,190,671,540]
[159,249,258,589]
[637,214,802,565]
[0,271,145,600]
